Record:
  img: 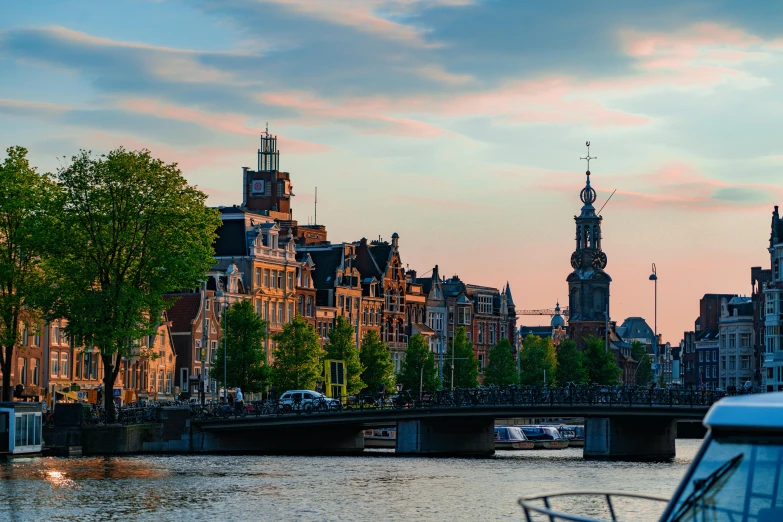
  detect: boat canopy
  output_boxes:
[703,392,783,431]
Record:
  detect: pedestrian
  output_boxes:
[235,387,244,413]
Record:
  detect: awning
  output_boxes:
[57,391,80,401]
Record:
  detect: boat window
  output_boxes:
[664,436,783,522]
[13,413,42,451]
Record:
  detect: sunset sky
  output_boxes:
[3,0,783,342]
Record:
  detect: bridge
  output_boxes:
[175,388,723,461]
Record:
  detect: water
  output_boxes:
[0,441,701,521]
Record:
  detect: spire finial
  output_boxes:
[265,122,269,135]
[580,141,596,173]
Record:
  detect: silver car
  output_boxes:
[278,390,341,412]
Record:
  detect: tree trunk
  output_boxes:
[1,345,12,402]
[102,354,117,422]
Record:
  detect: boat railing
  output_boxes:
[519,492,668,522]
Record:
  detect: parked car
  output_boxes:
[278,390,341,412]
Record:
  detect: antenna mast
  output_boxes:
[314,187,318,225]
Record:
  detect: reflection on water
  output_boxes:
[0,440,701,521]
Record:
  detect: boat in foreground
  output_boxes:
[495,426,535,450]
[519,392,783,521]
[0,402,43,458]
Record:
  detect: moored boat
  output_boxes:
[0,402,44,457]
[363,428,396,448]
[516,425,569,449]
[557,425,585,447]
[494,426,535,450]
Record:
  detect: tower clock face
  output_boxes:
[592,250,608,270]
[570,251,581,269]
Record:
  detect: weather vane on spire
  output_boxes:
[265,122,269,135]
[580,141,596,173]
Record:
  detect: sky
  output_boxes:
[3,0,783,343]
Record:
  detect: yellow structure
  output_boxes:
[324,359,346,399]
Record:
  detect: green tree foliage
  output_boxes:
[359,330,395,394]
[483,338,518,387]
[443,326,479,389]
[657,369,667,389]
[398,333,439,395]
[42,148,220,420]
[583,335,623,385]
[0,147,56,401]
[324,316,365,395]
[518,334,558,386]
[271,315,322,392]
[631,340,653,387]
[555,339,588,384]
[209,299,270,395]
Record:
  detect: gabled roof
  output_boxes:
[165,294,202,333]
[619,317,655,340]
[308,248,344,290]
[214,219,248,257]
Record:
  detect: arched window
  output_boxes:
[306,297,313,317]
[298,295,304,315]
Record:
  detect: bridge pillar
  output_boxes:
[584,417,676,461]
[396,418,494,457]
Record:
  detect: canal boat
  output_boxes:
[494,426,535,450]
[516,425,569,449]
[0,402,44,457]
[557,425,585,447]
[363,428,396,448]
[520,392,783,521]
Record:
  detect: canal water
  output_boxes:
[0,440,701,521]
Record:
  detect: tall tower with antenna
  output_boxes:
[566,142,612,349]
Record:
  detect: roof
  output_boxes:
[307,248,344,290]
[619,317,655,340]
[696,328,719,342]
[214,219,247,257]
[704,393,783,431]
[165,294,202,332]
[505,282,515,307]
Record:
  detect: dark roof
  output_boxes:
[505,282,515,307]
[166,294,201,332]
[619,317,655,339]
[416,277,433,295]
[696,328,719,341]
[519,326,552,338]
[369,243,392,275]
[214,219,247,257]
[355,240,383,279]
[307,248,343,290]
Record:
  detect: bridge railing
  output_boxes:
[190,386,730,420]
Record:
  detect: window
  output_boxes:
[17,357,27,385]
[478,295,493,314]
[166,372,173,393]
[721,356,726,370]
[478,323,485,344]
[741,333,751,348]
[729,356,736,370]
[287,272,294,290]
[298,296,304,315]
[288,303,294,323]
[159,372,164,392]
[277,271,283,289]
[270,303,276,323]
[478,353,486,369]
[255,300,261,316]
[741,355,750,370]
[51,324,60,345]
[712,366,717,378]
[434,287,440,299]
[729,335,736,349]
[364,308,369,325]
[489,324,496,346]
[264,269,270,288]
[307,297,313,317]
[31,358,39,386]
[339,296,345,310]
[699,351,703,362]
[255,267,262,286]
[20,325,28,346]
[278,303,284,324]
[14,413,42,450]
[210,340,218,361]
[50,352,59,378]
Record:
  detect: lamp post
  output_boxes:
[649,263,658,380]
[216,289,228,403]
[199,279,208,406]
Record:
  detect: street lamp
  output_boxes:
[199,279,208,406]
[216,289,228,403]
[649,263,658,380]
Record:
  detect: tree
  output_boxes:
[398,333,438,395]
[324,316,365,395]
[518,334,557,386]
[209,299,269,395]
[359,330,395,394]
[0,147,56,401]
[271,315,322,392]
[484,338,518,387]
[443,326,479,389]
[657,369,667,389]
[631,340,653,387]
[583,335,622,385]
[555,339,588,385]
[42,148,220,421]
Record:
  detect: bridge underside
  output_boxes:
[584,417,676,461]
[193,425,365,455]
[396,417,494,457]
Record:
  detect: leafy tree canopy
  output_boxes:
[324,316,365,395]
[359,330,395,394]
[271,315,322,393]
[399,333,439,395]
[518,334,558,387]
[583,335,622,385]
[0,146,55,401]
[555,338,588,385]
[42,148,221,419]
[209,299,270,394]
[443,326,479,389]
[631,340,653,387]
[483,338,518,387]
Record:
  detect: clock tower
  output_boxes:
[567,146,611,349]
